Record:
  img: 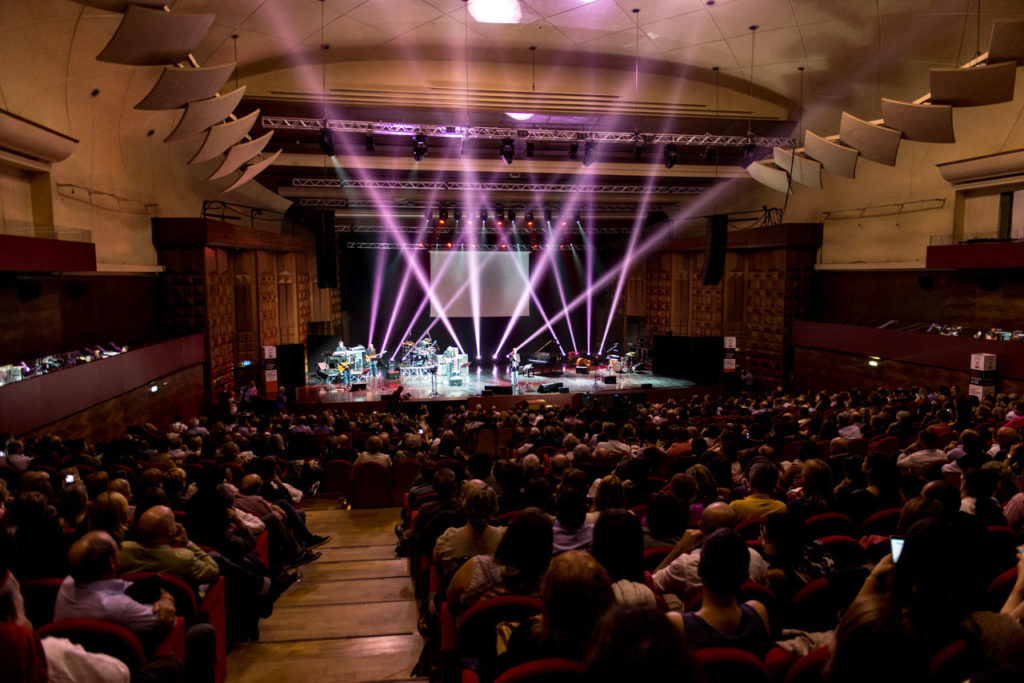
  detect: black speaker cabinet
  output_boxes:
[575,366,589,375]
[700,213,728,286]
[350,381,367,391]
[275,344,306,390]
[603,375,618,384]
[641,383,653,390]
[484,385,513,395]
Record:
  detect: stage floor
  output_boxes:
[295,367,695,405]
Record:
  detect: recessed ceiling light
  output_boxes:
[505,112,534,121]
[468,0,522,24]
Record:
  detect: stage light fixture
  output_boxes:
[526,210,534,226]
[525,140,535,158]
[633,138,644,161]
[412,133,428,161]
[499,137,515,165]
[364,133,374,152]
[663,143,677,169]
[424,206,433,222]
[575,209,582,224]
[318,126,336,157]
[454,207,462,223]
[439,207,448,225]
[702,145,715,163]
[479,208,488,224]
[568,140,578,160]
[544,208,553,224]
[582,140,595,166]
[508,208,516,223]
[495,204,504,226]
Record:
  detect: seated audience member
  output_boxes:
[586,475,625,524]
[841,453,900,525]
[897,430,947,475]
[827,594,930,683]
[786,458,837,520]
[641,491,687,550]
[679,528,771,657]
[729,459,787,521]
[8,490,67,581]
[237,474,326,556]
[651,502,768,600]
[622,456,654,508]
[943,429,991,475]
[493,460,525,513]
[119,505,221,585]
[89,491,130,544]
[669,472,702,527]
[759,512,836,601]
[960,467,1008,526]
[551,486,593,554]
[56,482,90,538]
[687,463,722,508]
[408,468,462,553]
[55,531,216,682]
[433,482,503,578]
[591,509,656,606]
[585,603,700,683]
[446,507,552,613]
[355,436,392,468]
[503,550,615,669]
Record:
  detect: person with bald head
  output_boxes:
[58,531,218,681]
[119,506,220,585]
[650,502,769,601]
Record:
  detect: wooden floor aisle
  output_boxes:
[226,502,425,682]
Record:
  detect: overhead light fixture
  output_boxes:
[505,112,534,121]
[318,126,335,157]
[582,140,595,167]
[544,208,553,223]
[499,137,515,165]
[525,140,535,158]
[526,210,534,226]
[364,133,374,152]
[412,133,427,161]
[568,140,578,160]
[633,136,644,162]
[479,208,488,224]
[495,204,504,226]
[439,206,448,225]
[467,0,522,24]
[508,208,517,223]
[663,143,677,169]
[454,207,462,223]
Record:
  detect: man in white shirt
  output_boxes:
[651,502,768,601]
[897,430,948,475]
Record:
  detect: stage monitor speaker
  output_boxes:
[641,383,653,390]
[700,214,727,286]
[575,366,589,375]
[482,389,494,397]
[603,375,618,384]
[559,387,570,393]
[386,369,401,380]
[539,382,562,393]
[350,381,366,392]
[274,344,306,390]
[449,377,463,386]
[484,385,513,395]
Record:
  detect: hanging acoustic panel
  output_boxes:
[772,147,822,189]
[988,20,1024,66]
[164,87,246,142]
[222,150,282,193]
[839,112,901,166]
[72,0,166,11]
[929,61,1016,107]
[208,132,273,180]
[135,63,235,111]
[803,130,859,179]
[190,110,260,164]
[747,159,793,194]
[881,98,954,143]
[96,5,215,66]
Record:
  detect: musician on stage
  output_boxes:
[365,343,379,377]
[508,346,520,387]
[337,339,347,353]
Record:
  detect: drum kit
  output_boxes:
[606,351,636,373]
[401,338,438,365]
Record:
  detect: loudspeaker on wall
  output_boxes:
[700,213,728,286]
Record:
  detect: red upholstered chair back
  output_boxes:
[457,596,543,665]
[696,647,771,683]
[494,657,586,683]
[391,460,422,507]
[784,646,830,683]
[321,459,353,497]
[860,507,901,537]
[19,577,63,628]
[121,572,199,622]
[38,618,147,670]
[351,462,392,508]
[804,513,856,540]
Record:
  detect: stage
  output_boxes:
[294,365,697,407]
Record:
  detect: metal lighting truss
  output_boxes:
[291,178,707,195]
[346,242,596,251]
[334,222,643,234]
[261,116,794,148]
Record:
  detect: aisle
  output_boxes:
[226,502,425,682]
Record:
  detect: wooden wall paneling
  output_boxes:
[231,251,257,367]
[256,250,280,347]
[723,251,744,338]
[277,252,298,345]
[690,251,723,337]
[23,365,204,443]
[205,248,235,399]
[740,249,787,386]
[296,253,312,346]
[783,249,818,386]
[671,253,689,336]
[644,254,671,334]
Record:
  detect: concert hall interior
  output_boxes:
[4,1,1024,682]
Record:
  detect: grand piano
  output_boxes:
[528,341,564,377]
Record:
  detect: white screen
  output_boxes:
[429,250,530,318]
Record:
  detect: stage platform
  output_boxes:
[294,367,699,409]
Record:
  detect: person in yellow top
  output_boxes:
[729,460,787,522]
[119,505,221,586]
